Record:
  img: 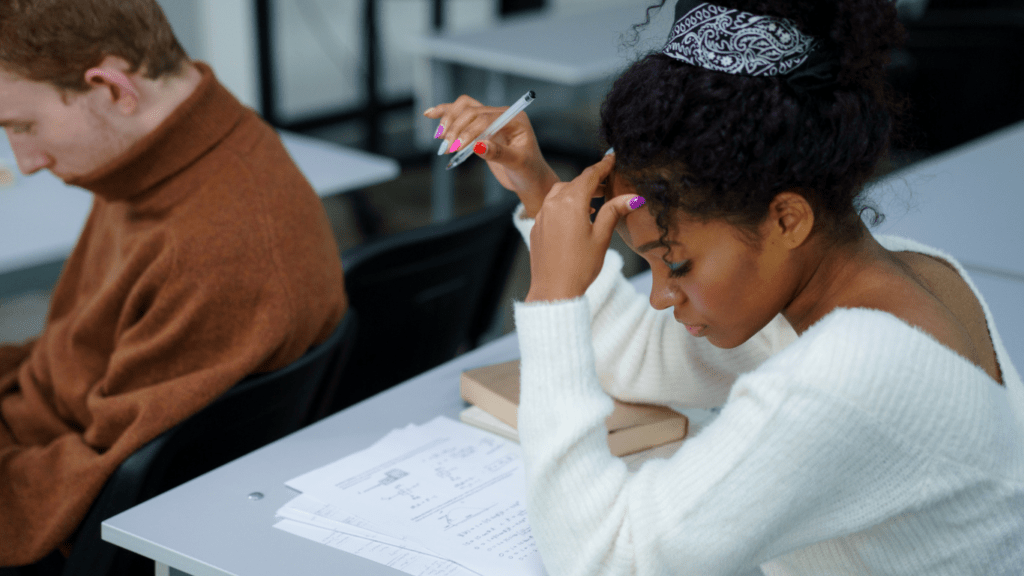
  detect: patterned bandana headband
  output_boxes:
[663,0,839,89]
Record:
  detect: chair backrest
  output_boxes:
[60,311,357,576]
[315,195,520,418]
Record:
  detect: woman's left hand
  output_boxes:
[525,154,643,302]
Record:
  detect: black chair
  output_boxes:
[312,195,521,420]
[58,311,357,576]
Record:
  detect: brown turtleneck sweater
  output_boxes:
[0,63,347,565]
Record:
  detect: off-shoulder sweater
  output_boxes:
[0,63,347,565]
[511,205,1024,575]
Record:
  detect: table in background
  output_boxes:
[413,4,670,221]
[0,131,399,298]
[871,119,1024,279]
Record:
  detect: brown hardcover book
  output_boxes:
[460,359,688,457]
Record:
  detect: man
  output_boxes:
[0,0,347,568]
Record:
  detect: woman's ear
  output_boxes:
[767,191,814,249]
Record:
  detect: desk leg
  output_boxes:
[484,71,508,206]
[430,60,455,222]
[154,561,193,576]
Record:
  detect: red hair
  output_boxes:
[0,0,189,92]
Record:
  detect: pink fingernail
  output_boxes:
[435,125,444,139]
[448,139,461,153]
[629,196,646,210]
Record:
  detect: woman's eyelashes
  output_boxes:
[665,259,692,278]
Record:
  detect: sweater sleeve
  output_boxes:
[513,299,933,576]
[512,204,796,408]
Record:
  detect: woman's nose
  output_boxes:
[649,273,683,310]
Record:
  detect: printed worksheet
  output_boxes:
[286,417,547,576]
[277,494,439,556]
[274,518,477,576]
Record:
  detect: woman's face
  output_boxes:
[607,173,793,349]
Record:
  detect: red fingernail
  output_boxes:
[449,139,461,153]
[474,141,487,155]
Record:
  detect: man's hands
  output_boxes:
[525,154,643,303]
[424,95,559,218]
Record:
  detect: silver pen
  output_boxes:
[445,90,536,170]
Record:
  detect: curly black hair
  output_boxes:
[601,0,905,249]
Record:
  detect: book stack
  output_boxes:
[459,359,688,456]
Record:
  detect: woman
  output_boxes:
[425,0,1024,573]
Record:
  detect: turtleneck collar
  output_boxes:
[66,62,247,202]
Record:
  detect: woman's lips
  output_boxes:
[684,324,706,337]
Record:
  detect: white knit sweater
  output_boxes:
[511,205,1024,576]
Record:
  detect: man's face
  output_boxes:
[0,70,129,182]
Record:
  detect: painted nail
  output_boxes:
[629,196,646,210]
[437,139,450,155]
[423,107,436,116]
[448,139,461,154]
[434,124,444,139]
[474,141,487,155]
[605,147,615,156]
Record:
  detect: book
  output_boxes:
[460,359,688,457]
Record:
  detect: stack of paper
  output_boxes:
[275,416,548,576]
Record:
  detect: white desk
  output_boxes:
[413,5,671,221]
[0,131,399,288]
[104,330,524,576]
[869,119,1024,280]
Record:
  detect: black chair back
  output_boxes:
[60,311,356,576]
[317,196,520,417]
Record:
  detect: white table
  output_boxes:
[869,119,1024,280]
[413,4,672,221]
[103,324,525,576]
[0,131,399,294]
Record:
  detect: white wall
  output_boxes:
[156,0,498,121]
[156,0,260,110]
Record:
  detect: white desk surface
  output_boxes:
[0,131,399,276]
[870,119,1024,279]
[103,334,524,576]
[415,5,669,86]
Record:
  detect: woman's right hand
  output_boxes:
[424,95,560,218]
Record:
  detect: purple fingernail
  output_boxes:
[435,124,444,139]
[629,196,646,210]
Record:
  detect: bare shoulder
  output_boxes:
[889,251,1003,384]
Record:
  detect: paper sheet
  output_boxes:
[286,417,547,576]
[274,518,476,576]
[277,494,440,556]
